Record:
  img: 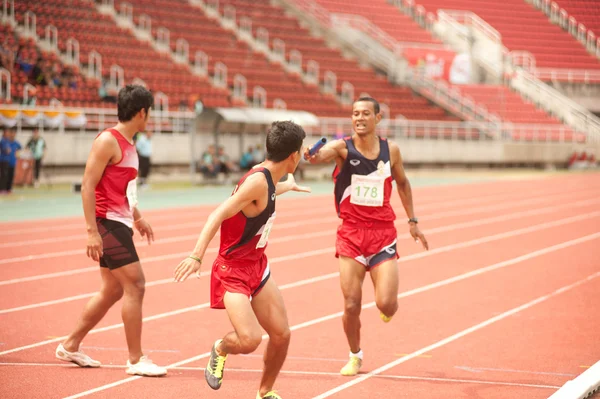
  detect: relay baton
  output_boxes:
[308,137,327,157]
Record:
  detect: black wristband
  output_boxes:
[408,218,418,224]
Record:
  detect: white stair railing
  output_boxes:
[23,83,36,105]
[233,74,247,103]
[222,4,236,31]
[23,10,37,39]
[43,25,58,52]
[323,11,496,123]
[526,0,599,59]
[87,51,102,80]
[508,67,600,141]
[132,77,147,87]
[323,71,337,95]
[273,98,287,109]
[253,86,267,108]
[340,82,354,106]
[156,27,170,53]
[306,60,319,85]
[289,50,302,74]
[65,38,80,67]
[194,51,208,77]
[138,14,152,41]
[110,64,124,89]
[272,38,286,63]
[435,10,503,82]
[213,62,227,88]
[2,0,15,26]
[429,9,600,141]
[175,38,189,64]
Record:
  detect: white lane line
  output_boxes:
[311,271,600,398]
[2,207,598,314]
[53,233,600,398]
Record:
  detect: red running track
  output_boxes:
[0,172,599,399]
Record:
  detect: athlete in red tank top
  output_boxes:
[174,121,310,399]
[304,97,429,377]
[58,85,166,377]
[95,128,139,227]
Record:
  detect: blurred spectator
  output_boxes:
[26,128,46,187]
[135,131,152,187]
[99,77,118,103]
[198,144,220,179]
[0,128,21,193]
[217,145,238,179]
[252,143,264,165]
[239,146,256,170]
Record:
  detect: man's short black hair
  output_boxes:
[354,96,380,115]
[265,121,306,162]
[117,85,154,122]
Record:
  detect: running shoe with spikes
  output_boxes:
[205,339,228,390]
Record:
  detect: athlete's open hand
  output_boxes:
[288,174,311,193]
[134,218,154,245]
[86,231,103,262]
[174,257,202,282]
[410,224,429,250]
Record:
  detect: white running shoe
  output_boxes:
[126,356,167,377]
[55,343,101,368]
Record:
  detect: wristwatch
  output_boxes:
[408,217,418,224]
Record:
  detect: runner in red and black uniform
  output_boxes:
[56,85,166,377]
[305,97,429,377]
[174,121,310,399]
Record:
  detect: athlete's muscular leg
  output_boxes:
[219,292,263,355]
[339,256,367,353]
[110,261,146,364]
[62,267,124,351]
[251,278,291,397]
[369,259,399,318]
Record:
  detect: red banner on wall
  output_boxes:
[402,48,472,84]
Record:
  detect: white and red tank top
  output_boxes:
[95,129,139,227]
[333,136,395,228]
[217,167,277,267]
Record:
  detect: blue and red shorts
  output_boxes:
[335,220,399,269]
[210,254,270,309]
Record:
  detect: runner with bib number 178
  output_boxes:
[304,96,429,377]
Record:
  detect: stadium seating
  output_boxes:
[553,0,600,37]
[15,0,231,109]
[0,22,100,107]
[410,0,600,70]
[313,0,440,44]
[457,85,562,124]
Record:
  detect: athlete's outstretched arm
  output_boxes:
[390,142,429,250]
[81,132,119,262]
[173,174,267,282]
[303,139,346,164]
[275,173,311,196]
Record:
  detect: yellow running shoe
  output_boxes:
[380,312,393,323]
[256,390,282,399]
[340,356,362,376]
[205,339,228,390]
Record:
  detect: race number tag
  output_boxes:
[350,175,384,207]
[126,179,138,210]
[256,214,276,249]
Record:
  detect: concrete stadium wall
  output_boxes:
[15,130,596,168]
